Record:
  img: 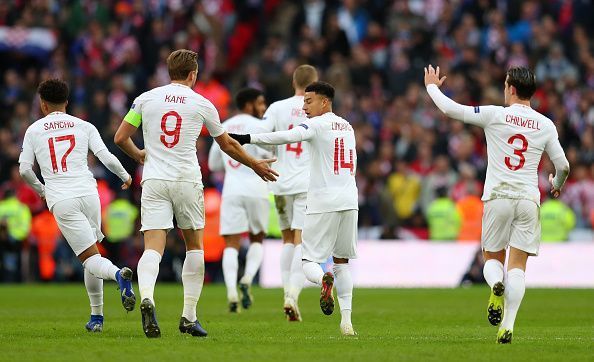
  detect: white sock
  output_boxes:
[288,244,306,300]
[222,247,239,301]
[280,243,295,297]
[137,249,161,305]
[84,268,103,316]
[483,259,504,288]
[241,242,263,285]
[333,263,353,325]
[501,268,525,331]
[82,254,119,281]
[182,250,204,322]
[302,260,324,285]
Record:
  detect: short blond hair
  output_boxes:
[293,65,318,90]
[167,49,198,81]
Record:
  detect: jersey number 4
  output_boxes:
[333,138,354,175]
[48,135,75,173]
[286,124,303,157]
[160,111,182,148]
[505,134,528,171]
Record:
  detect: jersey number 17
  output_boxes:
[48,135,75,173]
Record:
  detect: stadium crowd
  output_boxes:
[0,0,593,282]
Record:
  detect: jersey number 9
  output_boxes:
[160,111,182,148]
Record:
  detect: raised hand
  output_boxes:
[424,64,447,87]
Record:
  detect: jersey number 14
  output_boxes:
[333,138,354,175]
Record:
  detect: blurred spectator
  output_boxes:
[103,191,138,267]
[456,192,484,243]
[540,198,576,242]
[426,187,461,241]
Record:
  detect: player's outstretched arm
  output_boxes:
[230,126,310,146]
[215,132,278,182]
[19,162,45,199]
[114,121,146,165]
[95,150,132,189]
[207,141,225,172]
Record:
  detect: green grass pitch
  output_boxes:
[0,284,592,361]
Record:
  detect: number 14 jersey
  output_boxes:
[124,83,224,185]
[463,104,565,205]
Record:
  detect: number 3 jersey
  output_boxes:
[124,83,225,185]
[252,112,358,214]
[261,96,310,195]
[462,103,565,205]
[19,112,108,209]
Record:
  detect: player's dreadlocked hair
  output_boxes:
[38,79,69,104]
[506,67,536,100]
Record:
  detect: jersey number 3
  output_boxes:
[48,135,76,173]
[505,134,528,171]
[160,111,182,148]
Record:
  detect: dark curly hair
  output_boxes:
[506,67,536,100]
[38,79,69,104]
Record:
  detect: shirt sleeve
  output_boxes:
[426,84,502,128]
[260,104,277,132]
[545,126,570,189]
[250,120,316,145]
[18,129,36,165]
[202,101,225,138]
[207,141,225,172]
[123,95,143,127]
[87,124,108,155]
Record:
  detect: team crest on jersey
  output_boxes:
[474,106,480,113]
[299,123,308,129]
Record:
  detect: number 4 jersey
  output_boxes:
[19,112,110,209]
[124,83,225,185]
[251,112,358,214]
[462,103,565,205]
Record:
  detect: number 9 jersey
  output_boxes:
[124,83,225,185]
[462,104,565,205]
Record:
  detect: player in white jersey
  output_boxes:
[425,65,570,344]
[208,88,271,312]
[230,82,359,336]
[18,79,136,332]
[260,65,318,321]
[114,49,277,338]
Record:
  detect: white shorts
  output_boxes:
[274,192,306,230]
[302,209,358,263]
[140,180,205,232]
[220,195,269,235]
[481,199,541,256]
[51,195,104,256]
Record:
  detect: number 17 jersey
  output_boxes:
[124,83,225,185]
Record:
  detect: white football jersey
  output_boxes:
[252,112,358,214]
[19,112,107,209]
[124,83,224,185]
[464,104,565,205]
[208,114,270,199]
[261,96,310,195]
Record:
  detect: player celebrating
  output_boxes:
[114,49,277,338]
[230,81,359,336]
[424,65,570,343]
[19,79,136,332]
[261,65,318,321]
[208,88,271,312]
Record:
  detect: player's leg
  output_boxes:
[285,228,305,321]
[222,234,241,311]
[302,212,337,316]
[276,195,296,299]
[481,199,513,326]
[498,200,539,344]
[173,182,208,337]
[83,268,103,332]
[220,196,249,311]
[333,209,358,336]
[288,193,307,304]
[137,180,173,338]
[178,228,208,337]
